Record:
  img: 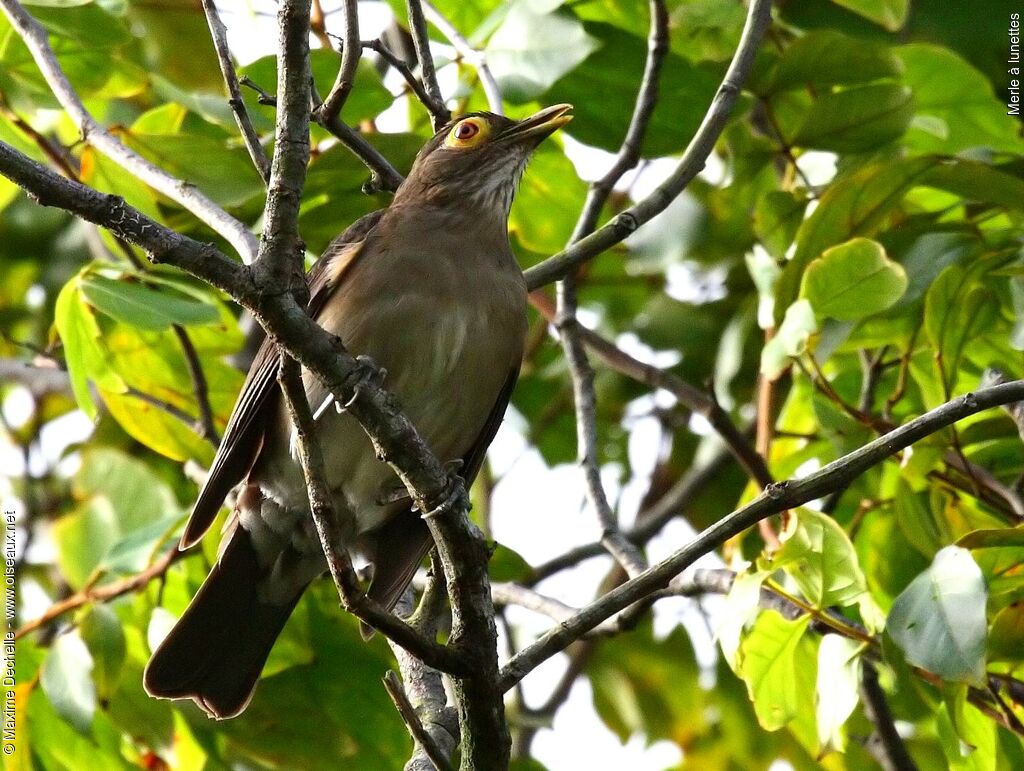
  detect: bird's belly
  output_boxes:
[255,283,520,540]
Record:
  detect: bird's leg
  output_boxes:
[335,354,387,413]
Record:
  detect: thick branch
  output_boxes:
[201,0,271,184]
[499,381,1024,691]
[523,0,772,289]
[0,0,260,263]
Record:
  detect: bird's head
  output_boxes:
[393,104,573,217]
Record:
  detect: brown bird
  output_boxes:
[143,104,573,719]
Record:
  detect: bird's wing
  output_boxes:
[180,211,385,548]
[365,367,521,613]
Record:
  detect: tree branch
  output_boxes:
[171,325,219,444]
[530,290,772,487]
[277,356,470,676]
[201,0,271,184]
[522,0,772,289]
[861,660,919,771]
[0,0,260,263]
[15,546,185,639]
[421,0,501,114]
[404,0,450,128]
[568,0,668,242]
[385,670,456,771]
[499,381,1024,691]
[313,0,361,124]
[363,37,450,126]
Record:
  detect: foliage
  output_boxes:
[1,0,1023,769]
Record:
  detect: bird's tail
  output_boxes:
[143,525,304,719]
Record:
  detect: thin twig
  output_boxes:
[404,0,450,128]
[568,0,668,242]
[171,325,219,443]
[363,37,449,125]
[523,0,773,289]
[421,0,501,115]
[530,290,772,487]
[555,285,648,579]
[499,381,1024,691]
[0,0,260,263]
[15,547,185,639]
[385,670,456,771]
[314,0,360,123]
[201,0,271,184]
[861,661,919,771]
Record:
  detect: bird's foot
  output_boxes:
[335,355,387,413]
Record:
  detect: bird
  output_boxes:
[143,104,573,720]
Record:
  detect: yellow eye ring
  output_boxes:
[444,117,490,148]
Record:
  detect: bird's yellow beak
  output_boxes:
[498,103,574,144]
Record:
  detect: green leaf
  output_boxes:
[800,238,908,321]
[815,635,863,752]
[80,273,219,330]
[777,157,937,323]
[791,83,914,153]
[546,23,720,156]
[921,159,1024,212]
[887,546,987,686]
[924,265,999,391]
[55,274,127,418]
[78,606,127,701]
[756,30,903,94]
[936,691,998,771]
[898,44,1024,154]
[486,3,599,102]
[40,632,97,734]
[774,507,869,608]
[509,141,587,253]
[739,612,813,731]
[587,623,706,746]
[828,0,909,31]
[753,190,808,261]
[956,527,1024,550]
[989,602,1024,662]
[760,299,818,379]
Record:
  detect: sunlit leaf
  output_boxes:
[887,546,987,686]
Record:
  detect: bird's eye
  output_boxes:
[455,122,479,140]
[444,117,490,148]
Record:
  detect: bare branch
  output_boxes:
[277,356,470,676]
[421,0,502,114]
[861,661,919,771]
[16,547,185,639]
[389,576,459,771]
[201,0,272,184]
[313,0,361,123]
[499,381,1024,691]
[523,0,773,289]
[0,0,260,263]
[170,325,219,443]
[555,285,648,579]
[531,290,772,487]
[0,357,71,396]
[385,670,456,771]
[404,0,450,128]
[363,38,450,125]
[569,0,668,241]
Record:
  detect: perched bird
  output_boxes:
[143,104,573,719]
